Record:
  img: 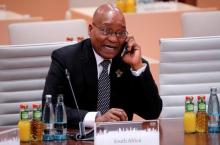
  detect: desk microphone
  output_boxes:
[65,69,86,140]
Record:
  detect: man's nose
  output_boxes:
[108,33,118,42]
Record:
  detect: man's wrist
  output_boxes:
[131,63,147,76]
[131,61,144,71]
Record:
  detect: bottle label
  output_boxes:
[208,113,220,133]
[198,103,206,111]
[44,123,54,129]
[43,123,54,134]
[21,111,29,120]
[186,104,194,112]
[54,122,67,134]
[33,110,41,120]
[208,113,220,121]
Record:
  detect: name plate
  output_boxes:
[0,128,19,145]
[94,120,159,145]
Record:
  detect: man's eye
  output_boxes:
[118,32,124,35]
[117,32,126,36]
[103,29,112,34]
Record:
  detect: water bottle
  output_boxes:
[208,87,220,133]
[42,94,55,141]
[54,94,67,140]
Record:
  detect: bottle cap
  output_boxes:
[210,87,217,92]
[57,94,64,102]
[46,94,52,98]
[32,103,41,109]
[20,104,28,109]
[66,36,73,41]
[77,36,84,42]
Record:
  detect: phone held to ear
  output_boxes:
[121,42,128,57]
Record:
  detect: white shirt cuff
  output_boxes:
[83,111,101,128]
[131,63,147,76]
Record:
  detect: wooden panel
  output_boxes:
[0,0,68,20]
[197,0,220,9]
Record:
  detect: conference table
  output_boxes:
[1,118,219,145]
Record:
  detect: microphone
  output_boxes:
[65,69,86,140]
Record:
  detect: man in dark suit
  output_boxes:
[43,4,162,128]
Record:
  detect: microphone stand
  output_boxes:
[65,69,87,140]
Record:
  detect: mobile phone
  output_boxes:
[121,42,128,57]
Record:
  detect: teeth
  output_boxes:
[105,46,115,49]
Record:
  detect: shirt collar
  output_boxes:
[92,48,112,66]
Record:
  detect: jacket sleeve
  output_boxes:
[132,60,163,119]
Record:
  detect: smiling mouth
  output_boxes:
[104,45,118,50]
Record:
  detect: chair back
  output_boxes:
[0,41,75,126]
[0,17,42,45]
[8,19,88,44]
[181,11,220,37]
[159,36,220,118]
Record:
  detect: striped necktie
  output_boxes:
[97,60,111,114]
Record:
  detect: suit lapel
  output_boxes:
[80,40,98,106]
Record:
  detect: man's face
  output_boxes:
[89,12,127,59]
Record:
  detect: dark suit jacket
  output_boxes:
[43,38,162,128]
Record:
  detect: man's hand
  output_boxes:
[122,36,143,71]
[96,108,128,122]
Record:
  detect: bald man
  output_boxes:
[42,4,162,128]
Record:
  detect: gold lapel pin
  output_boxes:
[115,69,123,78]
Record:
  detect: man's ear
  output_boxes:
[88,24,93,38]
